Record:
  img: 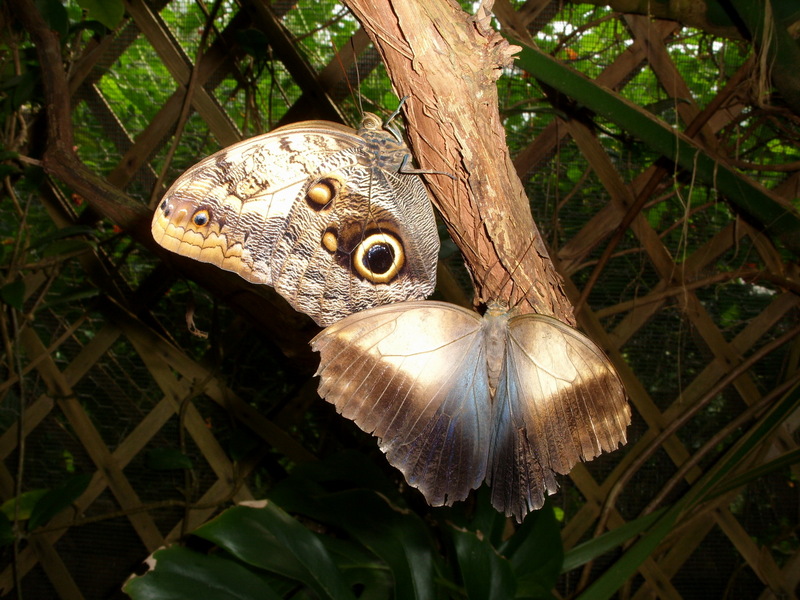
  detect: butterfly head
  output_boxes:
[484,299,514,317]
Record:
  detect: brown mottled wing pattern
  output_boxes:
[152,117,439,326]
[312,301,631,523]
[487,313,630,521]
[311,301,492,506]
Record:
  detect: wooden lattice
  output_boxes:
[1,0,798,598]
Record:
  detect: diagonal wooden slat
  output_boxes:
[624,15,720,150]
[0,397,176,595]
[242,0,344,123]
[124,0,241,146]
[105,9,253,193]
[18,326,164,550]
[105,297,315,465]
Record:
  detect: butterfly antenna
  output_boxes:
[387,96,455,179]
[331,37,359,125]
[510,236,539,307]
[351,35,364,118]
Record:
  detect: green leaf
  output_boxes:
[0,71,38,111]
[278,449,401,500]
[561,508,665,573]
[320,536,393,600]
[500,503,562,598]
[706,449,800,498]
[270,481,439,600]
[30,225,97,249]
[0,163,20,179]
[124,546,283,600]
[0,279,26,311]
[510,37,800,255]
[35,0,68,38]
[75,0,125,30]
[439,485,509,547]
[41,287,100,310]
[0,512,13,547]
[0,489,48,522]
[29,473,92,530]
[40,238,96,258]
[194,502,357,600]
[576,507,679,600]
[451,525,516,600]
[145,449,194,471]
[235,29,271,61]
[578,383,800,599]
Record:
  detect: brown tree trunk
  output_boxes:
[343,0,576,324]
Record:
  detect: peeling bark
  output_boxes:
[344,0,575,323]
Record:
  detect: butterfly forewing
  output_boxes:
[152,116,440,326]
[312,301,492,506]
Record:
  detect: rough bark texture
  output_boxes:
[344,0,576,323]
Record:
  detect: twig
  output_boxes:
[644,370,800,513]
[577,322,800,591]
[573,56,753,313]
[147,0,225,209]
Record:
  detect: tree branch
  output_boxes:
[8,0,151,235]
[343,0,575,322]
[8,0,320,359]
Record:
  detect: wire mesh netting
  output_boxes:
[0,0,798,598]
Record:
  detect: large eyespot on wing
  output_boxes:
[268,165,439,327]
[488,314,630,522]
[311,301,492,506]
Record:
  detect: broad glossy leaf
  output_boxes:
[500,503,562,598]
[271,481,440,600]
[194,502,357,600]
[29,473,91,530]
[75,0,125,29]
[34,0,68,38]
[451,525,515,600]
[124,546,282,600]
[321,536,394,600]
[0,489,48,522]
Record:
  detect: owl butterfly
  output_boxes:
[151,109,439,326]
[311,300,630,522]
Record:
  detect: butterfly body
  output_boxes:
[152,114,439,326]
[312,300,630,521]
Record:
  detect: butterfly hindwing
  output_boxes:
[152,116,439,326]
[313,301,630,522]
[508,314,630,461]
[312,301,493,506]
